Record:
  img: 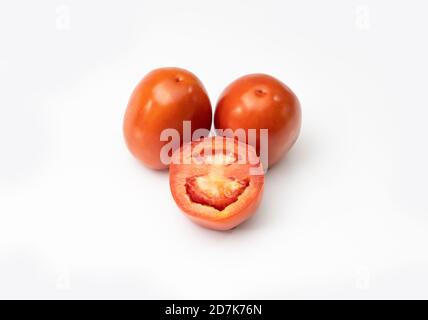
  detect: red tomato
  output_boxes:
[123,67,212,169]
[214,74,301,168]
[169,136,264,231]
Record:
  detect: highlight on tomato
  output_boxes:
[169,136,264,231]
[123,67,212,170]
[214,73,301,168]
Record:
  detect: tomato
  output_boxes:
[214,74,301,168]
[169,136,264,231]
[123,67,212,169]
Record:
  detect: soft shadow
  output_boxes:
[233,136,315,233]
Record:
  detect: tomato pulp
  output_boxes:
[214,74,301,168]
[169,136,264,231]
[124,67,212,170]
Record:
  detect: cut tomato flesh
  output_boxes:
[169,136,265,231]
[186,174,250,211]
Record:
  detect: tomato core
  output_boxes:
[186,174,250,211]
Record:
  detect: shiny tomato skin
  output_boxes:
[214,74,301,168]
[124,67,212,170]
[169,136,264,231]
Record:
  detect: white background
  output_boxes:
[1,0,427,299]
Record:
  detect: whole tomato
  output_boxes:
[123,67,212,169]
[214,74,301,168]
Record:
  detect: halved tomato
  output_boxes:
[169,136,264,231]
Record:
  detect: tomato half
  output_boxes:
[123,67,212,170]
[214,74,301,168]
[169,136,264,231]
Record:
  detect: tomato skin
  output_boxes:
[169,137,264,231]
[214,74,301,168]
[183,185,264,231]
[123,67,212,169]
[184,186,264,231]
